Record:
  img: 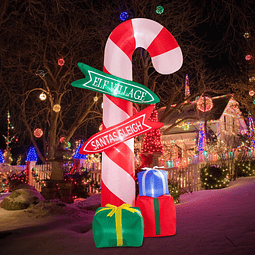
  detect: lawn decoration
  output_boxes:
[136,166,176,237]
[92,204,144,247]
[136,194,176,237]
[137,167,169,197]
[72,18,182,208]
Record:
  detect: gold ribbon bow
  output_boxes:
[96,204,139,246]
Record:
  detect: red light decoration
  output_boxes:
[197,96,213,112]
[249,90,255,97]
[60,136,65,143]
[34,128,43,138]
[58,58,65,66]
[141,106,163,154]
[245,55,252,61]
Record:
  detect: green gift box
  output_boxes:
[92,204,144,248]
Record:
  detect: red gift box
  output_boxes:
[136,194,176,237]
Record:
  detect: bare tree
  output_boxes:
[0,0,102,179]
[1,0,254,180]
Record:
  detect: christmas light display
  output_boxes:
[73,144,87,160]
[249,77,255,82]
[245,54,252,61]
[8,172,27,191]
[39,92,47,100]
[200,164,230,189]
[243,32,250,39]
[119,11,129,21]
[236,161,255,177]
[33,128,43,138]
[197,96,213,112]
[0,150,4,163]
[2,110,16,164]
[141,107,163,154]
[58,58,65,66]
[248,116,255,148]
[53,104,61,112]
[249,90,255,96]
[184,74,190,98]
[182,123,190,131]
[198,122,206,152]
[156,6,164,14]
[26,146,38,162]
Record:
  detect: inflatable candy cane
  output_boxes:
[102,18,183,207]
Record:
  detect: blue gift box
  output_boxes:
[137,168,169,197]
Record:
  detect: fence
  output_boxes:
[0,157,241,194]
[165,163,203,192]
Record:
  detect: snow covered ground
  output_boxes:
[0,176,255,255]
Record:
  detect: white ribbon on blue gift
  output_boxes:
[141,167,168,197]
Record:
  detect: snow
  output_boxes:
[0,176,255,255]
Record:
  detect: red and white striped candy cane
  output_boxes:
[102,18,183,207]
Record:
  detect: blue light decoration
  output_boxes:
[248,117,255,148]
[73,144,87,160]
[26,146,38,162]
[0,150,4,163]
[120,11,129,21]
[198,122,206,152]
[185,74,190,98]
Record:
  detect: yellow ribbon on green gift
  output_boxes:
[95,204,139,246]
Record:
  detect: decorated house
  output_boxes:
[156,95,248,167]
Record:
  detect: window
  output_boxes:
[224,115,227,130]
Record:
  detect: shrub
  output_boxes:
[200,164,230,190]
[235,160,255,177]
[168,180,181,203]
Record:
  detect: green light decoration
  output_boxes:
[253,99,255,104]
[66,142,71,149]
[243,32,250,39]
[156,6,164,14]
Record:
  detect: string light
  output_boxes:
[73,144,87,160]
[198,122,205,152]
[26,146,38,162]
[182,123,190,130]
[93,96,98,102]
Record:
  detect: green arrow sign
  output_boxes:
[71,63,160,104]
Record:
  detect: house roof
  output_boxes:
[158,95,232,135]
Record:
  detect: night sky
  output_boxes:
[0,0,254,163]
